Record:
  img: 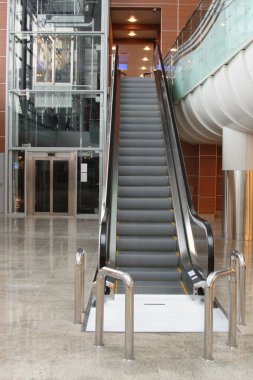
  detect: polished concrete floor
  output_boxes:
[0,215,253,379]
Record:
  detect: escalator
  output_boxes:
[99,45,214,297]
[116,77,184,294]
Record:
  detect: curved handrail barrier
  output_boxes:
[153,44,214,286]
[164,0,253,102]
[95,267,134,361]
[74,248,86,324]
[231,249,246,325]
[203,268,237,361]
[99,45,120,268]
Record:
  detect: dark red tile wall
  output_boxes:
[181,141,222,215]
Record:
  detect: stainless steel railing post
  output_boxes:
[74,248,86,324]
[231,249,246,325]
[95,267,134,361]
[95,270,106,347]
[203,268,237,361]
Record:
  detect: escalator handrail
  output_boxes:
[99,45,119,268]
[154,44,214,275]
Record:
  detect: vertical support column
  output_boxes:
[222,128,253,240]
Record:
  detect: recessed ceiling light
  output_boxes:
[140,74,144,77]
[140,66,147,70]
[142,57,149,61]
[171,47,177,52]
[112,46,116,50]
[128,31,136,37]
[144,46,151,51]
[128,16,138,23]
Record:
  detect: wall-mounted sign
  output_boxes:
[81,163,87,182]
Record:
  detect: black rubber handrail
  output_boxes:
[99,45,119,268]
[155,44,214,275]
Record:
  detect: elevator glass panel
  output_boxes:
[35,160,50,212]
[53,160,69,212]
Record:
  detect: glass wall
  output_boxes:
[11,93,102,147]
[8,0,108,215]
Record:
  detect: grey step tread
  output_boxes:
[117,285,185,295]
[119,132,163,140]
[121,104,159,112]
[117,222,176,236]
[118,186,171,198]
[120,83,156,88]
[121,77,155,82]
[118,166,167,176]
[119,147,165,157]
[116,252,178,268]
[118,209,175,222]
[116,237,177,251]
[117,197,173,210]
[120,111,161,118]
[121,98,158,106]
[118,156,166,166]
[120,124,162,132]
[118,176,169,186]
[120,117,162,125]
[115,267,181,281]
[119,139,164,148]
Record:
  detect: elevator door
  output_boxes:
[27,152,76,215]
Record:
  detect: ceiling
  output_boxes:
[111,7,161,77]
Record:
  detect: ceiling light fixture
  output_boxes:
[171,47,177,52]
[140,66,147,70]
[128,16,138,23]
[112,46,116,50]
[142,57,149,61]
[128,31,136,37]
[144,46,151,51]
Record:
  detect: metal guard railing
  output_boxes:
[153,44,214,280]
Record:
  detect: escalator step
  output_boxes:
[117,222,176,236]
[116,267,181,281]
[116,252,178,267]
[120,139,164,148]
[118,156,166,166]
[117,197,173,210]
[118,176,169,186]
[116,236,177,251]
[118,209,175,223]
[118,166,167,176]
[119,147,165,157]
[118,186,171,198]
[121,105,159,112]
[119,131,163,140]
[120,124,162,132]
[120,117,162,125]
